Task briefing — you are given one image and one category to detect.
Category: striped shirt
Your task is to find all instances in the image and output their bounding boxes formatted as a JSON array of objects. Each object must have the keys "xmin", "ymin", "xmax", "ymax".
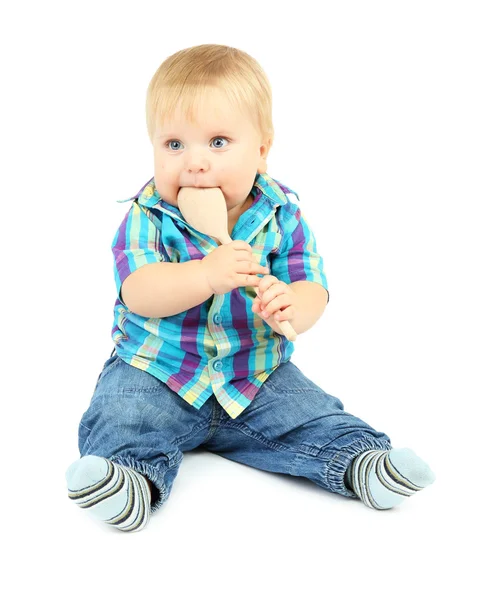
[{"xmin": 111, "ymin": 172, "xmax": 328, "ymax": 419}]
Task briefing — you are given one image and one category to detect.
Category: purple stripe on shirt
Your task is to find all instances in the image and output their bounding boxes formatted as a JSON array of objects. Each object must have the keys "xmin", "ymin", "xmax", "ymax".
[
  {"xmin": 231, "ymin": 289, "xmax": 252, "ymax": 377},
  {"xmin": 180, "ymin": 305, "xmax": 204, "ymax": 356},
  {"xmin": 232, "ymin": 378, "xmax": 262, "ymax": 400},
  {"xmin": 288, "ymin": 210, "xmax": 306, "ymax": 280},
  {"xmin": 113, "ymin": 212, "xmax": 132, "ymax": 281},
  {"xmin": 166, "ymin": 376, "xmax": 184, "ymax": 393},
  {"xmin": 176, "ymin": 238, "xmax": 206, "ymax": 373},
  {"xmin": 178, "ymin": 234, "xmax": 209, "ymax": 358},
  {"xmin": 116, "ymin": 255, "xmax": 132, "ymax": 288}
]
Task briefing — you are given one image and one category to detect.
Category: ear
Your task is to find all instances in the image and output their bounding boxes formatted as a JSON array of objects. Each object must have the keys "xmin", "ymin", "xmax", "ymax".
[{"xmin": 257, "ymin": 137, "xmax": 273, "ymax": 174}]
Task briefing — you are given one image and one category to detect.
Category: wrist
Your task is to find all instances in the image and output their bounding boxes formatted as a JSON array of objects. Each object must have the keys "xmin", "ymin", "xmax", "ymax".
[{"xmin": 197, "ymin": 258, "xmax": 216, "ymax": 295}]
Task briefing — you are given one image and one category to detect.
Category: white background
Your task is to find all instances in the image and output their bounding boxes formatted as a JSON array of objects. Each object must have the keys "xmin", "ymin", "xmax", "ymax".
[{"xmin": 2, "ymin": 0, "xmax": 497, "ymax": 597}]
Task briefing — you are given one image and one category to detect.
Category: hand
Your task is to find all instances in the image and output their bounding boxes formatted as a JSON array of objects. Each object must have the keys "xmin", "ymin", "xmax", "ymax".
[
  {"xmin": 251, "ymin": 275, "xmax": 297, "ymax": 334},
  {"xmin": 200, "ymin": 240, "xmax": 269, "ymax": 295}
]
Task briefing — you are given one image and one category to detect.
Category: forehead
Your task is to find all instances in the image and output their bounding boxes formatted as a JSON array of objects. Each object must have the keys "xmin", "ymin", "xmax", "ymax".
[{"xmin": 157, "ymin": 87, "xmax": 256, "ymax": 138}]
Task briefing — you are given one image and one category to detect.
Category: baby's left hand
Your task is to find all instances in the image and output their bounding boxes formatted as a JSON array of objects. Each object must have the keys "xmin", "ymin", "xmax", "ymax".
[{"xmin": 251, "ymin": 275, "xmax": 297, "ymax": 333}]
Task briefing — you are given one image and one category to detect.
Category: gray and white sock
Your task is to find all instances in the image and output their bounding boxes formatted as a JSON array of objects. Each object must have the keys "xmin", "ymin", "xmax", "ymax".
[
  {"xmin": 66, "ymin": 456, "xmax": 151, "ymax": 532},
  {"xmin": 345, "ymin": 448, "xmax": 436, "ymax": 509}
]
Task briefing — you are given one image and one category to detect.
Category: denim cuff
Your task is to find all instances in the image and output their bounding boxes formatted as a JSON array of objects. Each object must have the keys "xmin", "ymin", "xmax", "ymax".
[
  {"xmin": 110, "ymin": 454, "xmax": 169, "ymax": 514},
  {"xmin": 325, "ymin": 435, "xmax": 393, "ymax": 498}
]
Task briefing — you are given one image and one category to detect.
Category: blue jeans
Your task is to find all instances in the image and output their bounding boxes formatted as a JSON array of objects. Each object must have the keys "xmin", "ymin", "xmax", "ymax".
[{"xmin": 78, "ymin": 349, "xmax": 392, "ymax": 512}]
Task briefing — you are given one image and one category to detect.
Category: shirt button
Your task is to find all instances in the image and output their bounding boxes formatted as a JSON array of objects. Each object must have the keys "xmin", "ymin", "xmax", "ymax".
[
  {"xmin": 214, "ymin": 360, "xmax": 223, "ymax": 371},
  {"xmin": 214, "ymin": 314, "xmax": 222, "ymax": 324}
]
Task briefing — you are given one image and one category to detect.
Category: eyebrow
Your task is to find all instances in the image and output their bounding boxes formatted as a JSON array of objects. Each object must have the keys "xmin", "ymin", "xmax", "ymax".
[{"xmin": 156, "ymin": 130, "xmax": 235, "ymax": 140}]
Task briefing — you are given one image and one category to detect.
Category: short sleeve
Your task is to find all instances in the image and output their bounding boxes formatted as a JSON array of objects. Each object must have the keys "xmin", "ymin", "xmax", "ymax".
[
  {"xmin": 111, "ymin": 201, "xmax": 169, "ymax": 306},
  {"xmin": 270, "ymin": 207, "xmax": 329, "ymax": 302}
]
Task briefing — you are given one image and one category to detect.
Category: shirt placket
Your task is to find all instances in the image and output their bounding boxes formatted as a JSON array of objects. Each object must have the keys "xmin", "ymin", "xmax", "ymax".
[{"xmin": 206, "ymin": 293, "xmax": 232, "ymax": 391}]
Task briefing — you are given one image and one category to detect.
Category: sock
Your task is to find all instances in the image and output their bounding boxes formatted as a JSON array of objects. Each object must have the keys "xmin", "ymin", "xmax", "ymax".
[
  {"xmin": 344, "ymin": 448, "xmax": 436, "ymax": 510},
  {"xmin": 66, "ymin": 456, "xmax": 151, "ymax": 532}
]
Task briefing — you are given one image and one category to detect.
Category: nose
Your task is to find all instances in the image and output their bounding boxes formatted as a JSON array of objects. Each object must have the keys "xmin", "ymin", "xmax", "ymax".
[{"xmin": 185, "ymin": 151, "xmax": 209, "ymax": 174}]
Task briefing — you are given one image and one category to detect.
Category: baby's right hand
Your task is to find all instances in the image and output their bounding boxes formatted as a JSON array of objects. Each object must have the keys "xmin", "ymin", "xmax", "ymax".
[{"xmin": 200, "ymin": 240, "xmax": 269, "ymax": 295}]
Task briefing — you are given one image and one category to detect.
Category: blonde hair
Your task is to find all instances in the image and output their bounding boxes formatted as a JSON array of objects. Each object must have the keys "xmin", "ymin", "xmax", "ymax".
[{"xmin": 145, "ymin": 44, "xmax": 274, "ymax": 146}]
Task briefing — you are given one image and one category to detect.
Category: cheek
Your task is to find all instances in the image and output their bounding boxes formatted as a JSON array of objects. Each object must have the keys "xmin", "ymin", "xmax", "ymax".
[
  {"xmin": 154, "ymin": 177, "xmax": 178, "ymax": 206},
  {"xmin": 154, "ymin": 149, "xmax": 167, "ymax": 168}
]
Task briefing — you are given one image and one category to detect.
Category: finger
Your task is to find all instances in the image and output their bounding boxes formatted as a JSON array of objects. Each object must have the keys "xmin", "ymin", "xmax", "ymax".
[
  {"xmin": 236, "ymin": 253, "xmax": 265, "ymax": 268},
  {"xmin": 261, "ymin": 283, "xmax": 287, "ymax": 305},
  {"xmin": 234, "ymin": 248, "xmax": 253, "ymax": 260},
  {"xmin": 238, "ymin": 261, "xmax": 270, "ymax": 275},
  {"xmin": 274, "ymin": 306, "xmax": 294, "ymax": 321},
  {"xmin": 253, "ymin": 301, "xmax": 270, "ymax": 320},
  {"xmin": 239, "ymin": 274, "xmax": 267, "ymax": 288},
  {"xmin": 231, "ymin": 240, "xmax": 252, "ymax": 252},
  {"xmin": 257, "ymin": 275, "xmax": 278, "ymax": 294},
  {"xmin": 259, "ymin": 289, "xmax": 278, "ymax": 311},
  {"xmin": 262, "ymin": 295, "xmax": 291, "ymax": 317},
  {"xmin": 251, "ymin": 299, "xmax": 262, "ymax": 313}
]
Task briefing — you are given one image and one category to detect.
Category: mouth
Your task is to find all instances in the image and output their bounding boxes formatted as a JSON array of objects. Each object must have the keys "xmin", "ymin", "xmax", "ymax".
[{"xmin": 181, "ymin": 184, "xmax": 218, "ymax": 189}]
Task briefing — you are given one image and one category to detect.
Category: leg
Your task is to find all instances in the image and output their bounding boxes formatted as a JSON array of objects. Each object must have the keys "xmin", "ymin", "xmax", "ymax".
[
  {"xmin": 203, "ymin": 361, "xmax": 433, "ymax": 508},
  {"xmin": 66, "ymin": 350, "xmax": 214, "ymax": 530}
]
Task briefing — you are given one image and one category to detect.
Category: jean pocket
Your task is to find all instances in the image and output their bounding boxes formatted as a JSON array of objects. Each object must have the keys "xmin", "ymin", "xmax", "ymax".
[{"xmin": 91, "ymin": 351, "xmax": 120, "ymax": 396}]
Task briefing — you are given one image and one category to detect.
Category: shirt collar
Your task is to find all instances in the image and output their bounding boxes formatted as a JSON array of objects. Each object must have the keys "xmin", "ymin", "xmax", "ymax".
[{"xmin": 116, "ymin": 172, "xmax": 293, "ymax": 211}]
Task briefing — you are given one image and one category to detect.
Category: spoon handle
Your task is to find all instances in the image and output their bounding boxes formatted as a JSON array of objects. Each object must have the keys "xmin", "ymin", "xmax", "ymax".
[
  {"xmin": 217, "ymin": 233, "xmax": 233, "ymax": 245},
  {"xmin": 220, "ymin": 232, "xmax": 298, "ymax": 342},
  {"xmin": 272, "ymin": 316, "xmax": 297, "ymax": 342}
]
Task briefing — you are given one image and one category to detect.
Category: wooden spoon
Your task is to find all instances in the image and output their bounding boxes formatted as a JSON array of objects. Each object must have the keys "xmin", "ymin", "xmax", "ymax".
[{"xmin": 178, "ymin": 186, "xmax": 297, "ymax": 342}]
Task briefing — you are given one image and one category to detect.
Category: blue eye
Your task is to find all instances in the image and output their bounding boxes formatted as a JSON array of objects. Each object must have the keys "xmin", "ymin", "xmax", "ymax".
[
  {"xmin": 166, "ymin": 140, "xmax": 183, "ymax": 151},
  {"xmin": 165, "ymin": 137, "xmax": 229, "ymax": 151},
  {"xmin": 211, "ymin": 137, "xmax": 229, "ymax": 148}
]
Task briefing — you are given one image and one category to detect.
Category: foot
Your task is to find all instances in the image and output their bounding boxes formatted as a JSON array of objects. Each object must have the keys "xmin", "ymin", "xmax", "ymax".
[
  {"xmin": 345, "ymin": 448, "xmax": 436, "ymax": 509},
  {"xmin": 66, "ymin": 456, "xmax": 151, "ymax": 532}
]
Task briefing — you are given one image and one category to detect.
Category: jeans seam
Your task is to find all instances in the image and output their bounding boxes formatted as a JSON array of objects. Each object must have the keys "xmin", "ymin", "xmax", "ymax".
[
  {"xmin": 174, "ymin": 422, "xmax": 211, "ymax": 447},
  {"xmin": 220, "ymin": 421, "xmax": 320, "ymax": 456},
  {"xmin": 203, "ymin": 395, "xmax": 222, "ymax": 443},
  {"xmin": 264, "ymin": 379, "xmax": 323, "ymax": 396}
]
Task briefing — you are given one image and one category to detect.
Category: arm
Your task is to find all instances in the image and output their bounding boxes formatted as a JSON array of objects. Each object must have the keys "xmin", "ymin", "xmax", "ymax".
[
  {"xmin": 113, "ymin": 202, "xmax": 266, "ymax": 319},
  {"xmin": 287, "ymin": 280, "xmax": 328, "ymax": 334},
  {"xmin": 121, "ymin": 260, "xmax": 213, "ymax": 318},
  {"xmin": 253, "ymin": 277, "xmax": 328, "ymax": 336},
  {"xmin": 124, "ymin": 239, "xmax": 269, "ymax": 318},
  {"xmin": 112, "ymin": 201, "xmax": 213, "ymax": 318},
  {"xmin": 254, "ymin": 203, "xmax": 329, "ymax": 336}
]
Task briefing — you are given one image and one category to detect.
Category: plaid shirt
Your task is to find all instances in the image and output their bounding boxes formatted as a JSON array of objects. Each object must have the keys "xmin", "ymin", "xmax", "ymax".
[{"xmin": 111, "ymin": 172, "xmax": 328, "ymax": 419}]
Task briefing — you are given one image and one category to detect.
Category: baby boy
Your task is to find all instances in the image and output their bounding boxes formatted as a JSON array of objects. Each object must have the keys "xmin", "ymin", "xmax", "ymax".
[{"xmin": 66, "ymin": 44, "xmax": 435, "ymax": 532}]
